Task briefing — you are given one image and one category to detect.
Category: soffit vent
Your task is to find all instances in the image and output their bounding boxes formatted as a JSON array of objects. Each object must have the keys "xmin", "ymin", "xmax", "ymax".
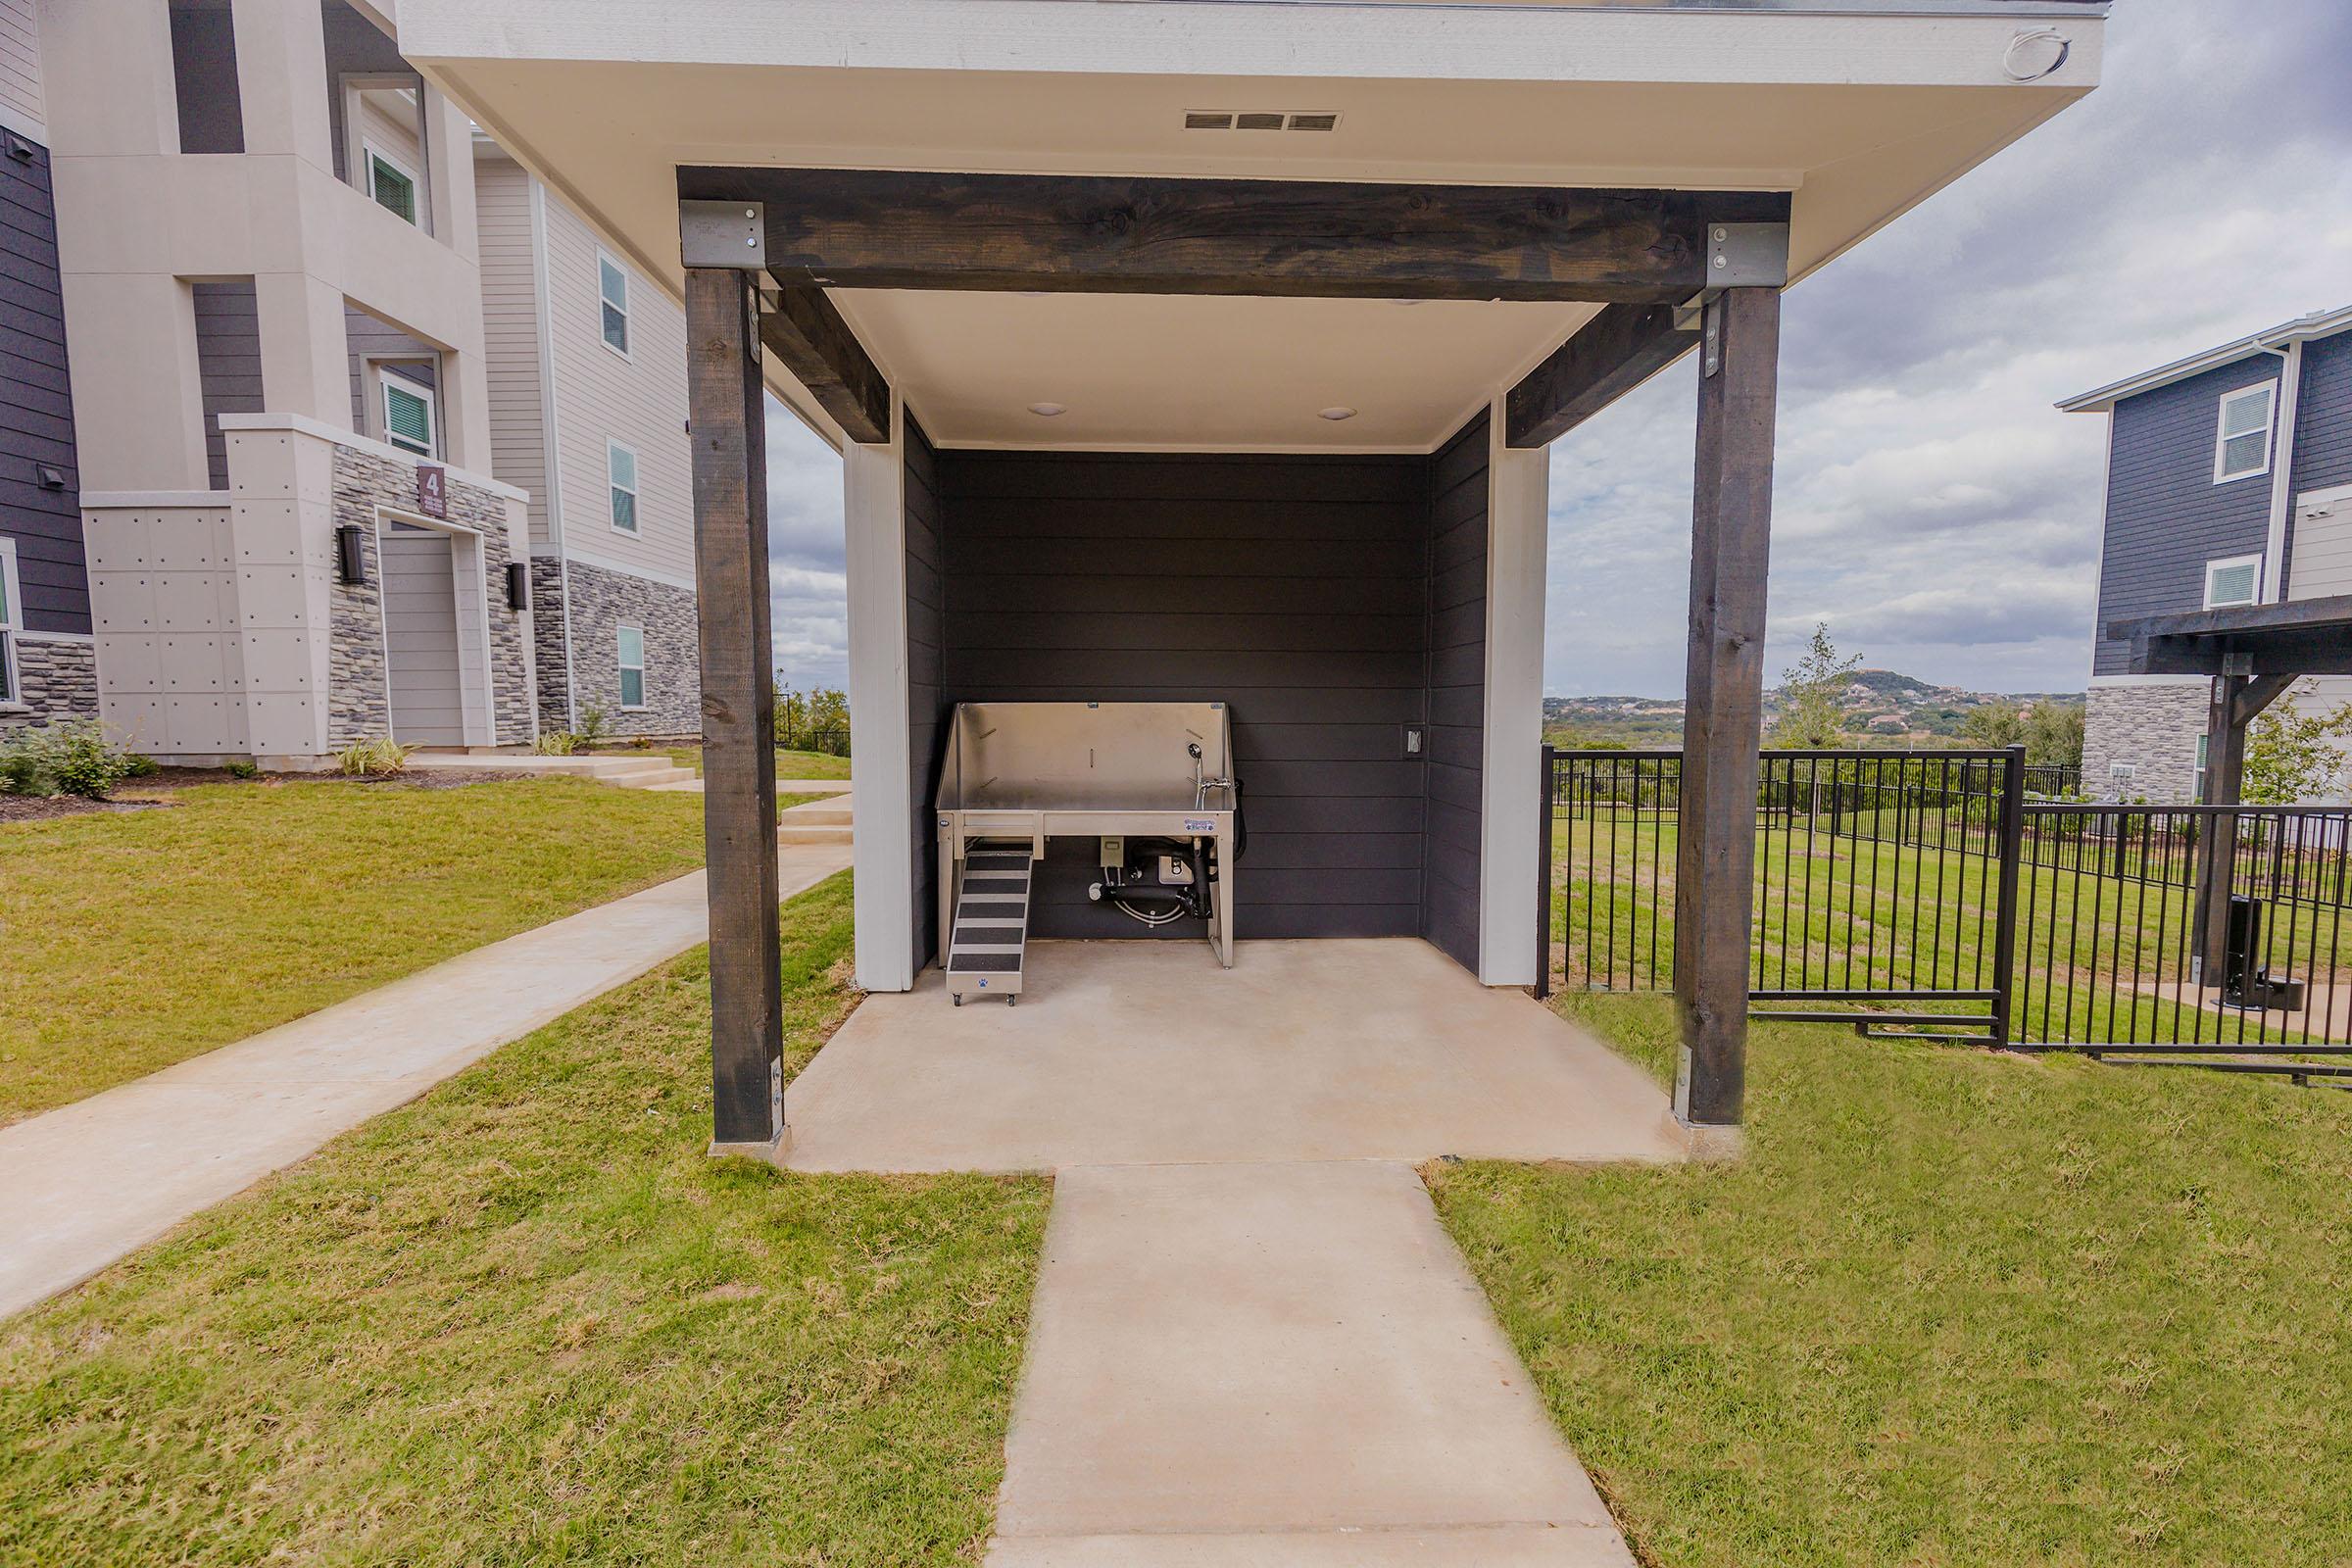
[{"xmin": 1183, "ymin": 111, "xmax": 1343, "ymax": 132}]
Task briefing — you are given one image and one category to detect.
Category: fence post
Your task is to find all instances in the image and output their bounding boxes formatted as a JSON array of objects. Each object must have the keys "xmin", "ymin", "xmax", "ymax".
[
  {"xmin": 1988, "ymin": 745, "xmax": 2028, "ymax": 1050},
  {"xmin": 1535, "ymin": 744, "xmax": 1555, "ymax": 1001}
]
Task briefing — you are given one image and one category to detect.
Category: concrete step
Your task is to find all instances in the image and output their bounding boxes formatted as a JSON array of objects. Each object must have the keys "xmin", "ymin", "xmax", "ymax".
[
  {"xmin": 778, "ymin": 824, "xmax": 855, "ymax": 845},
  {"xmin": 779, "ymin": 800, "xmax": 854, "ymax": 826},
  {"xmin": 609, "ymin": 764, "xmax": 700, "ymax": 789}
]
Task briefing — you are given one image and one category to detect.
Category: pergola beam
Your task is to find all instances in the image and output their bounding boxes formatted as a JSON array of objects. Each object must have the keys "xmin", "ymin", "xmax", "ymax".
[
  {"xmin": 679, "ymin": 167, "xmax": 1790, "ymax": 303},
  {"xmin": 1505, "ymin": 303, "xmax": 1697, "ymax": 448},
  {"xmin": 758, "ymin": 282, "xmax": 891, "ymax": 445}
]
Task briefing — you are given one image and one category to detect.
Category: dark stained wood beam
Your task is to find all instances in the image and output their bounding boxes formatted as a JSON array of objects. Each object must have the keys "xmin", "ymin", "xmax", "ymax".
[
  {"xmin": 686, "ymin": 267, "xmax": 786, "ymax": 1155},
  {"xmin": 1672, "ymin": 286, "xmax": 1781, "ymax": 1132},
  {"xmin": 678, "ymin": 167, "xmax": 1790, "ymax": 303},
  {"xmin": 2195, "ymin": 671, "xmax": 2294, "ymax": 975},
  {"xmin": 759, "ymin": 283, "xmax": 890, "ymax": 445},
  {"xmin": 1505, "ymin": 303, "xmax": 1696, "ymax": 447}
]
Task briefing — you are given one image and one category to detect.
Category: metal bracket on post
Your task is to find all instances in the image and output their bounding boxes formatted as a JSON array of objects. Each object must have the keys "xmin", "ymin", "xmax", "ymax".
[
  {"xmin": 681, "ymin": 200, "xmax": 766, "ymax": 269},
  {"xmin": 1701, "ymin": 297, "xmax": 1725, "ymax": 378},
  {"xmin": 1687, "ymin": 223, "xmax": 1788, "ymax": 378}
]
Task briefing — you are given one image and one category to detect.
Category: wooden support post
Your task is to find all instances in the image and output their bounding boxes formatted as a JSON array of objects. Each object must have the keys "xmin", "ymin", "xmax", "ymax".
[
  {"xmin": 1673, "ymin": 287, "xmax": 1781, "ymax": 1131},
  {"xmin": 2195, "ymin": 670, "xmax": 2295, "ymax": 978},
  {"xmin": 686, "ymin": 267, "xmax": 785, "ymax": 1155}
]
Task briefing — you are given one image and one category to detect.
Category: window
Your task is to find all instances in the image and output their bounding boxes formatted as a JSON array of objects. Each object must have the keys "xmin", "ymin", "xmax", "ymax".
[
  {"xmin": 377, "ymin": 366, "xmax": 437, "ymax": 457},
  {"xmin": 2214, "ymin": 383, "xmax": 2276, "ymax": 483},
  {"xmin": 0, "ymin": 538, "xmax": 20, "ymax": 706},
  {"xmin": 2204, "ymin": 553, "xmax": 2262, "ymax": 609},
  {"xmin": 364, "ymin": 141, "xmax": 418, "ymax": 224},
  {"xmin": 616, "ymin": 624, "xmax": 647, "ymax": 710},
  {"xmin": 608, "ymin": 440, "xmax": 639, "ymax": 534},
  {"xmin": 598, "ymin": 252, "xmax": 630, "ymax": 356}
]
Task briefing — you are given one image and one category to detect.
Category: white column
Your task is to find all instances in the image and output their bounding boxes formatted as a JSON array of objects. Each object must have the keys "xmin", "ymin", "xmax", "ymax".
[
  {"xmin": 844, "ymin": 397, "xmax": 914, "ymax": 992},
  {"xmin": 1478, "ymin": 394, "xmax": 1549, "ymax": 986}
]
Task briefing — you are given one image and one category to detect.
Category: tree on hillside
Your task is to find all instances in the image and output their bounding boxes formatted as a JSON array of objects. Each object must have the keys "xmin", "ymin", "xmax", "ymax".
[
  {"xmin": 1768, "ymin": 623, "xmax": 1860, "ymax": 749},
  {"xmin": 2024, "ymin": 702, "xmax": 2085, "ymax": 770},
  {"xmin": 1960, "ymin": 701, "xmax": 2025, "ymax": 750},
  {"xmin": 2243, "ymin": 687, "xmax": 2352, "ymax": 804}
]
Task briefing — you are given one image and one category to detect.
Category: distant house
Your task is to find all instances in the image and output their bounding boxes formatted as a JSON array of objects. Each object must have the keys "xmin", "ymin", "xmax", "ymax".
[{"xmin": 2062, "ymin": 307, "xmax": 2352, "ymax": 802}]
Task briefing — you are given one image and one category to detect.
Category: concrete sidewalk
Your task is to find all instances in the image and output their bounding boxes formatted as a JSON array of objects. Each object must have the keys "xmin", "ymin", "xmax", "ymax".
[{"xmin": 0, "ymin": 841, "xmax": 852, "ymax": 1321}]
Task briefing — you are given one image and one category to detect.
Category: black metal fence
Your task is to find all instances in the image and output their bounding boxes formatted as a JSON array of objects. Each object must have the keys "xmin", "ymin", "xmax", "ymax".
[
  {"xmin": 1542, "ymin": 746, "xmax": 2352, "ymax": 1077},
  {"xmin": 777, "ymin": 720, "xmax": 851, "ymax": 758}
]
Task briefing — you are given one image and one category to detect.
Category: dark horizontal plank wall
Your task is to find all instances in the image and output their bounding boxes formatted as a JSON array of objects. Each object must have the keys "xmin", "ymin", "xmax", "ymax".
[
  {"xmin": 906, "ymin": 415, "xmax": 947, "ymax": 971},
  {"xmin": 193, "ymin": 280, "xmax": 263, "ymax": 491},
  {"xmin": 1422, "ymin": 412, "xmax": 1489, "ymax": 972},
  {"xmin": 0, "ymin": 132, "xmax": 87, "ymax": 633},
  {"xmin": 934, "ymin": 450, "xmax": 1435, "ymax": 940},
  {"xmin": 2091, "ymin": 354, "xmax": 2280, "ymax": 675}
]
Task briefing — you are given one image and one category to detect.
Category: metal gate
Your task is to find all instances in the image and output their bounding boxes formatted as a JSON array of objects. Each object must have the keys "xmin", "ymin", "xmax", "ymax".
[{"xmin": 1538, "ymin": 746, "xmax": 2352, "ymax": 1077}]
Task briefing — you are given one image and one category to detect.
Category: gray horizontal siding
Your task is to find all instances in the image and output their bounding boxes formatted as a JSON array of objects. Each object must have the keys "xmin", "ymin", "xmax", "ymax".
[
  {"xmin": 193, "ymin": 279, "xmax": 262, "ymax": 491},
  {"xmin": 0, "ymin": 131, "xmax": 84, "ymax": 633},
  {"xmin": 2091, "ymin": 355, "xmax": 2279, "ymax": 675},
  {"xmin": 1422, "ymin": 411, "xmax": 1488, "ymax": 972}
]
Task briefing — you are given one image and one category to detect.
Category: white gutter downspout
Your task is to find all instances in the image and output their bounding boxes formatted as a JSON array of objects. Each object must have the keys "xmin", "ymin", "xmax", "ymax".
[{"xmin": 2262, "ymin": 339, "xmax": 2303, "ymax": 603}]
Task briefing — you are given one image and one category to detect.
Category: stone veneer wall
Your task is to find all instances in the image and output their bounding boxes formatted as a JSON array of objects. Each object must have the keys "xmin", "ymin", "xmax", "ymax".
[
  {"xmin": 560, "ymin": 556, "xmax": 701, "ymax": 738},
  {"xmin": 2082, "ymin": 681, "xmax": 2208, "ymax": 803},
  {"xmin": 2, "ymin": 637, "xmax": 100, "ymax": 729},
  {"xmin": 527, "ymin": 557, "xmax": 571, "ymax": 733},
  {"xmin": 326, "ymin": 446, "xmax": 534, "ymax": 748}
]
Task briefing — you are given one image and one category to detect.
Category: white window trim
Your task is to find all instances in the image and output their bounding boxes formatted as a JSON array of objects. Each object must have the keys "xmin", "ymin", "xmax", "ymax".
[
  {"xmin": 376, "ymin": 364, "xmax": 439, "ymax": 458},
  {"xmin": 616, "ymin": 621, "xmax": 648, "ymax": 710},
  {"xmin": 360, "ymin": 137, "xmax": 422, "ymax": 225},
  {"xmin": 2202, "ymin": 552, "xmax": 2264, "ymax": 610},
  {"xmin": 0, "ymin": 537, "xmax": 21, "ymax": 707},
  {"xmin": 607, "ymin": 438, "xmax": 640, "ymax": 535},
  {"xmin": 597, "ymin": 248, "xmax": 632, "ymax": 361},
  {"xmin": 2213, "ymin": 382, "xmax": 2278, "ymax": 484}
]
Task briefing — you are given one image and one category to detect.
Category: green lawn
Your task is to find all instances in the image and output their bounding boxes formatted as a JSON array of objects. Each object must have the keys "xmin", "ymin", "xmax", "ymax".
[
  {"xmin": 1433, "ymin": 995, "xmax": 2352, "ymax": 1568},
  {"xmin": 1554, "ymin": 808, "xmax": 2351, "ymax": 1050},
  {"xmin": 0, "ymin": 777, "xmax": 804, "ymax": 1125},
  {"xmin": 669, "ymin": 746, "xmax": 855, "ymax": 780},
  {"xmin": 0, "ymin": 874, "xmax": 1051, "ymax": 1566}
]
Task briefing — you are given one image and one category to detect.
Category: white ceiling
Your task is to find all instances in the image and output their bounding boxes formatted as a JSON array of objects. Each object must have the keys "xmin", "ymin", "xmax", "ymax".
[{"xmin": 837, "ymin": 292, "xmax": 1597, "ymax": 451}]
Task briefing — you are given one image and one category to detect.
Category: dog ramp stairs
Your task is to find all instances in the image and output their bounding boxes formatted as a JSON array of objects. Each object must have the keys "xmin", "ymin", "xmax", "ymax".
[{"xmin": 948, "ymin": 844, "xmax": 1035, "ymax": 1005}]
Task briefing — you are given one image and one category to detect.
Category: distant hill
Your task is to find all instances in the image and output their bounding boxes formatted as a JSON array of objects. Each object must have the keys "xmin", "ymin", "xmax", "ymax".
[{"xmin": 1544, "ymin": 670, "xmax": 2084, "ymax": 749}]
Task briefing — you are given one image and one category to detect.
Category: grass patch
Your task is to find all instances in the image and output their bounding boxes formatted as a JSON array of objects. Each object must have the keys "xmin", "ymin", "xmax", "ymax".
[
  {"xmin": 0, "ymin": 873, "xmax": 1051, "ymax": 1565},
  {"xmin": 0, "ymin": 777, "xmax": 775, "ymax": 1124},
  {"xmin": 1431, "ymin": 997, "xmax": 2352, "ymax": 1566}
]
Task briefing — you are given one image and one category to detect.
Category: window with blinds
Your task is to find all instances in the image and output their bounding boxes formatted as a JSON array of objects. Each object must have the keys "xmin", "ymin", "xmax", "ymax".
[
  {"xmin": 599, "ymin": 252, "xmax": 630, "ymax": 356},
  {"xmin": 367, "ymin": 147, "xmax": 417, "ymax": 224},
  {"xmin": 2203, "ymin": 554, "xmax": 2261, "ymax": 609},
  {"xmin": 379, "ymin": 368, "xmax": 436, "ymax": 457},
  {"xmin": 2214, "ymin": 383, "xmax": 2276, "ymax": 483},
  {"xmin": 617, "ymin": 624, "xmax": 647, "ymax": 710},
  {"xmin": 608, "ymin": 441, "xmax": 639, "ymax": 534}
]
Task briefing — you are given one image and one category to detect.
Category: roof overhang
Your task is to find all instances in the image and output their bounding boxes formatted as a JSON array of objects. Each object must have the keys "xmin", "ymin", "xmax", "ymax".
[
  {"xmin": 2059, "ymin": 305, "xmax": 2352, "ymax": 415},
  {"xmin": 397, "ymin": 0, "xmax": 2105, "ymax": 451},
  {"xmin": 2111, "ymin": 595, "xmax": 2352, "ymax": 680}
]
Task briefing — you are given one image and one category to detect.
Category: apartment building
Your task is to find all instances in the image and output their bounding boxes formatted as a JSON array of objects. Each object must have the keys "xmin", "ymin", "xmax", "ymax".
[
  {"xmin": 0, "ymin": 0, "xmax": 701, "ymax": 761},
  {"xmin": 2063, "ymin": 307, "xmax": 2352, "ymax": 802}
]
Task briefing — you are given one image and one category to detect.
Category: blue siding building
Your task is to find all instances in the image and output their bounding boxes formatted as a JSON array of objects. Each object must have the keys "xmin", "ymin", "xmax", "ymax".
[{"xmin": 2063, "ymin": 308, "xmax": 2352, "ymax": 803}]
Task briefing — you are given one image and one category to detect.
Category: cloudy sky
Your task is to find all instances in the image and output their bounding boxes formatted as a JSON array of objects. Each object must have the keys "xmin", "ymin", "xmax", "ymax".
[{"xmin": 760, "ymin": 0, "xmax": 2352, "ymax": 701}]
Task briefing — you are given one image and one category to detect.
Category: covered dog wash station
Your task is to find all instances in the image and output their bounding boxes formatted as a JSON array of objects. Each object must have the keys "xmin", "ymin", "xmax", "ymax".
[{"xmin": 397, "ymin": 0, "xmax": 2105, "ymax": 1157}]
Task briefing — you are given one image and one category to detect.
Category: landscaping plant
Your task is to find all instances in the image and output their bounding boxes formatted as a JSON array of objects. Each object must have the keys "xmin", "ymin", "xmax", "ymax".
[
  {"xmin": 0, "ymin": 722, "xmax": 139, "ymax": 800},
  {"xmin": 335, "ymin": 735, "xmax": 416, "ymax": 778}
]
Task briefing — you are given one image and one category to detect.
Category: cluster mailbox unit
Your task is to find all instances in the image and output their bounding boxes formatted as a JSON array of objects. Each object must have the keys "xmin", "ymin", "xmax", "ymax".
[{"xmin": 933, "ymin": 702, "xmax": 1241, "ymax": 1004}]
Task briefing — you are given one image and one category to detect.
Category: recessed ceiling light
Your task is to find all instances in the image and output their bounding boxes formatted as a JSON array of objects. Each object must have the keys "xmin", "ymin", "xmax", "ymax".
[
  {"xmin": 1028, "ymin": 402, "xmax": 1068, "ymax": 417},
  {"xmin": 1318, "ymin": 407, "xmax": 1357, "ymax": 421}
]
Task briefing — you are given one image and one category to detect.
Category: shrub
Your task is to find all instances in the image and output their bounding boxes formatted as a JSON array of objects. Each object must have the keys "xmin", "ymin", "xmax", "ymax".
[
  {"xmin": 224, "ymin": 759, "xmax": 261, "ymax": 780},
  {"xmin": 335, "ymin": 736, "xmax": 415, "ymax": 778},
  {"xmin": 122, "ymin": 753, "xmax": 161, "ymax": 779},
  {"xmin": 576, "ymin": 707, "xmax": 609, "ymax": 749},
  {"xmin": 0, "ymin": 722, "xmax": 139, "ymax": 800},
  {"xmin": 531, "ymin": 730, "xmax": 579, "ymax": 757}
]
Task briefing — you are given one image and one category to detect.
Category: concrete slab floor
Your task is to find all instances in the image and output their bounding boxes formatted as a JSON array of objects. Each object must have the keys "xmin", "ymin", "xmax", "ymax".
[
  {"xmin": 782, "ymin": 938, "xmax": 1686, "ymax": 1172},
  {"xmin": 0, "ymin": 842, "xmax": 853, "ymax": 1322},
  {"xmin": 985, "ymin": 1161, "xmax": 1638, "ymax": 1567}
]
